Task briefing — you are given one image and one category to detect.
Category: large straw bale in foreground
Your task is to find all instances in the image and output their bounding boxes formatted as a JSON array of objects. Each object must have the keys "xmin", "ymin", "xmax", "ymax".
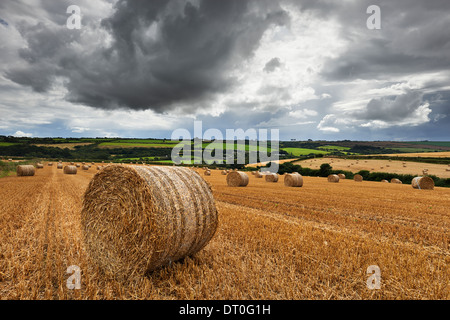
[
  {"xmin": 265, "ymin": 173, "xmax": 279, "ymax": 183},
  {"xmin": 226, "ymin": 171, "xmax": 249, "ymax": 187},
  {"xmin": 81, "ymin": 165, "xmax": 218, "ymax": 279},
  {"xmin": 327, "ymin": 174, "xmax": 339, "ymax": 183},
  {"xmin": 412, "ymin": 176, "xmax": 434, "ymax": 190},
  {"xmin": 284, "ymin": 173, "xmax": 303, "ymax": 187},
  {"xmin": 16, "ymin": 165, "xmax": 35, "ymax": 176}
]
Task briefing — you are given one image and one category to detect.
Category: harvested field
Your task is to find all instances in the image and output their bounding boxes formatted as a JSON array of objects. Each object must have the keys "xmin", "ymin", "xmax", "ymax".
[
  {"xmin": 295, "ymin": 157, "xmax": 450, "ymax": 179},
  {"xmin": 0, "ymin": 167, "xmax": 448, "ymax": 299}
]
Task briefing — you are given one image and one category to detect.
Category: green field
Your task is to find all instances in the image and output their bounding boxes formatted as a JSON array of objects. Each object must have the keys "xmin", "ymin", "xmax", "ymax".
[
  {"xmin": 203, "ymin": 142, "xmax": 272, "ymax": 153},
  {"xmin": 317, "ymin": 145, "xmax": 351, "ymax": 151},
  {"xmin": 281, "ymin": 148, "xmax": 328, "ymax": 156},
  {"xmin": 390, "ymin": 147, "xmax": 440, "ymax": 153},
  {"xmin": 405, "ymin": 141, "xmax": 450, "ymax": 148},
  {"xmin": 0, "ymin": 142, "xmax": 17, "ymax": 147}
]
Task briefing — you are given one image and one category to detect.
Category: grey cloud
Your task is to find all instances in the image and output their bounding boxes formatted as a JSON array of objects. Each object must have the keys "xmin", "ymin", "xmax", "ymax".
[
  {"xmin": 5, "ymin": 0, "xmax": 290, "ymax": 113},
  {"xmin": 263, "ymin": 57, "xmax": 281, "ymax": 73}
]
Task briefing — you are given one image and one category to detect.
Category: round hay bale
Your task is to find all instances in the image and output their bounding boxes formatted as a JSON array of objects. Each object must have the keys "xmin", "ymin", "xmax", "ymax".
[
  {"xmin": 64, "ymin": 165, "xmax": 77, "ymax": 175},
  {"xmin": 16, "ymin": 165, "xmax": 35, "ymax": 176},
  {"xmin": 75, "ymin": 163, "xmax": 81, "ymax": 168},
  {"xmin": 226, "ymin": 171, "xmax": 249, "ymax": 187},
  {"xmin": 204, "ymin": 170, "xmax": 211, "ymax": 176},
  {"xmin": 48, "ymin": 162, "xmax": 53, "ymax": 166},
  {"xmin": 254, "ymin": 171, "xmax": 263, "ymax": 178},
  {"xmin": 70, "ymin": 162, "xmax": 75, "ymax": 165},
  {"xmin": 97, "ymin": 166, "xmax": 102, "ymax": 170},
  {"xmin": 338, "ymin": 173, "xmax": 346, "ymax": 179},
  {"xmin": 327, "ymin": 174, "xmax": 339, "ymax": 183},
  {"xmin": 412, "ymin": 176, "xmax": 434, "ymax": 190},
  {"xmin": 36, "ymin": 163, "xmax": 44, "ymax": 169},
  {"xmin": 8, "ymin": 158, "xmax": 12, "ymax": 162},
  {"xmin": 391, "ymin": 178, "xmax": 402, "ymax": 184},
  {"xmin": 57, "ymin": 163, "xmax": 63, "ymax": 169},
  {"xmin": 354, "ymin": 174, "xmax": 363, "ymax": 182},
  {"xmin": 221, "ymin": 170, "xmax": 227, "ymax": 175},
  {"xmin": 81, "ymin": 165, "xmax": 218, "ymax": 279},
  {"xmin": 82, "ymin": 165, "xmax": 89, "ymax": 170},
  {"xmin": 265, "ymin": 173, "xmax": 279, "ymax": 183},
  {"xmin": 381, "ymin": 180, "xmax": 389, "ymax": 183},
  {"xmin": 284, "ymin": 173, "xmax": 303, "ymax": 187}
]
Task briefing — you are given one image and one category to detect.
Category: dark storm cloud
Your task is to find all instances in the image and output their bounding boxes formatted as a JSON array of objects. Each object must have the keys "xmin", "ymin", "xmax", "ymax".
[{"xmin": 5, "ymin": 0, "xmax": 289, "ymax": 113}]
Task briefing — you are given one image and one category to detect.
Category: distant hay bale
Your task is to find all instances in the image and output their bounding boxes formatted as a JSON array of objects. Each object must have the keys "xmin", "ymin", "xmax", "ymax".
[
  {"xmin": 265, "ymin": 173, "xmax": 279, "ymax": 183},
  {"xmin": 391, "ymin": 178, "xmax": 402, "ymax": 184},
  {"xmin": 81, "ymin": 165, "xmax": 218, "ymax": 279},
  {"xmin": 8, "ymin": 158, "xmax": 12, "ymax": 162},
  {"xmin": 412, "ymin": 176, "xmax": 434, "ymax": 190},
  {"xmin": 57, "ymin": 163, "xmax": 63, "ymax": 169},
  {"xmin": 48, "ymin": 162, "xmax": 53, "ymax": 166},
  {"xmin": 82, "ymin": 165, "xmax": 89, "ymax": 170},
  {"xmin": 327, "ymin": 174, "xmax": 339, "ymax": 183},
  {"xmin": 70, "ymin": 162, "xmax": 75, "ymax": 165},
  {"xmin": 254, "ymin": 171, "xmax": 263, "ymax": 178},
  {"xmin": 97, "ymin": 166, "xmax": 102, "ymax": 170},
  {"xmin": 381, "ymin": 180, "xmax": 389, "ymax": 183},
  {"xmin": 284, "ymin": 173, "xmax": 303, "ymax": 187},
  {"xmin": 75, "ymin": 164, "xmax": 81, "ymax": 167},
  {"xmin": 16, "ymin": 165, "xmax": 35, "ymax": 176},
  {"xmin": 36, "ymin": 163, "xmax": 44, "ymax": 169},
  {"xmin": 204, "ymin": 170, "xmax": 211, "ymax": 176},
  {"xmin": 226, "ymin": 171, "xmax": 249, "ymax": 187},
  {"xmin": 64, "ymin": 165, "xmax": 77, "ymax": 175},
  {"xmin": 221, "ymin": 170, "xmax": 227, "ymax": 175},
  {"xmin": 338, "ymin": 173, "xmax": 346, "ymax": 179},
  {"xmin": 354, "ymin": 174, "xmax": 363, "ymax": 182}
]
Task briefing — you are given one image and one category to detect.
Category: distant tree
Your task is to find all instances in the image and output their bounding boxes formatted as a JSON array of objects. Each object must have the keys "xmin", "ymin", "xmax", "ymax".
[{"xmin": 319, "ymin": 163, "xmax": 332, "ymax": 177}]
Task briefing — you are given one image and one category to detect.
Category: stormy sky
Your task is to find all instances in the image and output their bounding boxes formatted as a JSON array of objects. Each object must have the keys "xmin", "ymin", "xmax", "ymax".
[{"xmin": 0, "ymin": 0, "xmax": 449, "ymax": 140}]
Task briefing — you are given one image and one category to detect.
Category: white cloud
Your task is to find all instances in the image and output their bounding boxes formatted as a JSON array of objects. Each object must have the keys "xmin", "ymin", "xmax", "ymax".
[{"xmin": 13, "ymin": 130, "xmax": 33, "ymax": 137}]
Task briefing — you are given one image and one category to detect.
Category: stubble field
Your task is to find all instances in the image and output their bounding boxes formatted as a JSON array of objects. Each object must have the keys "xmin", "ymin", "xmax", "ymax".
[{"xmin": 0, "ymin": 164, "xmax": 448, "ymax": 299}]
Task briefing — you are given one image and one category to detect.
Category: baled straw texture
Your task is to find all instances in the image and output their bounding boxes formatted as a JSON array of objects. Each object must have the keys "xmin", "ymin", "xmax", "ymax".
[
  {"xmin": 381, "ymin": 180, "xmax": 389, "ymax": 183},
  {"xmin": 16, "ymin": 165, "xmax": 35, "ymax": 176},
  {"xmin": 354, "ymin": 174, "xmax": 363, "ymax": 182},
  {"xmin": 265, "ymin": 173, "xmax": 279, "ymax": 183},
  {"xmin": 391, "ymin": 178, "xmax": 402, "ymax": 184},
  {"xmin": 63, "ymin": 165, "xmax": 77, "ymax": 175},
  {"xmin": 221, "ymin": 170, "xmax": 227, "ymax": 175},
  {"xmin": 75, "ymin": 163, "xmax": 81, "ymax": 168},
  {"xmin": 82, "ymin": 165, "xmax": 89, "ymax": 170},
  {"xmin": 412, "ymin": 176, "xmax": 434, "ymax": 190},
  {"xmin": 81, "ymin": 165, "xmax": 218, "ymax": 279},
  {"xmin": 36, "ymin": 163, "xmax": 44, "ymax": 169},
  {"xmin": 57, "ymin": 163, "xmax": 63, "ymax": 169},
  {"xmin": 284, "ymin": 173, "xmax": 303, "ymax": 187},
  {"xmin": 48, "ymin": 162, "xmax": 53, "ymax": 166},
  {"xmin": 254, "ymin": 171, "xmax": 263, "ymax": 178},
  {"xmin": 327, "ymin": 174, "xmax": 339, "ymax": 183},
  {"xmin": 226, "ymin": 171, "xmax": 249, "ymax": 187},
  {"xmin": 338, "ymin": 173, "xmax": 346, "ymax": 179},
  {"xmin": 204, "ymin": 170, "xmax": 211, "ymax": 176}
]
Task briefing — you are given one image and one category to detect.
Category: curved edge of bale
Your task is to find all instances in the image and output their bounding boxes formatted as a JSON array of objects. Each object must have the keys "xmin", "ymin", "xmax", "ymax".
[
  {"xmin": 411, "ymin": 176, "xmax": 434, "ymax": 190},
  {"xmin": 265, "ymin": 173, "xmax": 279, "ymax": 183},
  {"xmin": 327, "ymin": 174, "xmax": 339, "ymax": 183},
  {"xmin": 354, "ymin": 174, "xmax": 363, "ymax": 182},
  {"xmin": 226, "ymin": 171, "xmax": 249, "ymax": 187},
  {"xmin": 63, "ymin": 165, "xmax": 77, "ymax": 175},
  {"xmin": 16, "ymin": 165, "xmax": 35, "ymax": 176},
  {"xmin": 284, "ymin": 173, "xmax": 303, "ymax": 187}
]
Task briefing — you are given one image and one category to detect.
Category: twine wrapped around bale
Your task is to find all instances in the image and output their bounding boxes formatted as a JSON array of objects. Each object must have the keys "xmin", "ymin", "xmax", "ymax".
[
  {"xmin": 284, "ymin": 173, "xmax": 303, "ymax": 187},
  {"xmin": 354, "ymin": 174, "xmax": 363, "ymax": 182},
  {"xmin": 327, "ymin": 174, "xmax": 339, "ymax": 183},
  {"xmin": 226, "ymin": 171, "xmax": 249, "ymax": 187},
  {"xmin": 16, "ymin": 165, "xmax": 35, "ymax": 176},
  {"xmin": 391, "ymin": 178, "xmax": 402, "ymax": 184},
  {"xmin": 412, "ymin": 176, "xmax": 434, "ymax": 190},
  {"xmin": 64, "ymin": 165, "xmax": 77, "ymax": 175},
  {"xmin": 338, "ymin": 173, "xmax": 346, "ymax": 179},
  {"xmin": 57, "ymin": 163, "xmax": 63, "ymax": 169},
  {"xmin": 81, "ymin": 165, "xmax": 218, "ymax": 279},
  {"xmin": 82, "ymin": 165, "xmax": 89, "ymax": 170},
  {"xmin": 265, "ymin": 173, "xmax": 279, "ymax": 183}
]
